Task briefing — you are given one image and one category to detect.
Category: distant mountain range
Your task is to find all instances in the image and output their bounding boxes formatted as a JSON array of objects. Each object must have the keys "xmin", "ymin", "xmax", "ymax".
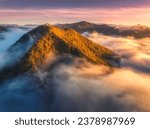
[
  {"xmin": 1, "ymin": 21, "xmax": 150, "ymax": 38},
  {"xmin": 0, "ymin": 24, "xmax": 120, "ymax": 83},
  {"xmin": 57, "ymin": 21, "xmax": 150, "ymax": 38}
]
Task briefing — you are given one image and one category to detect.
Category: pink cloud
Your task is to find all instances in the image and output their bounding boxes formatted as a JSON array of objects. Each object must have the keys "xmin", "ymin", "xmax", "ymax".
[{"xmin": 0, "ymin": 7, "xmax": 150, "ymax": 26}]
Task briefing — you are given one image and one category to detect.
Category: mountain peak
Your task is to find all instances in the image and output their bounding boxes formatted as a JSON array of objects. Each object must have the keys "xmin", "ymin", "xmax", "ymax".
[
  {"xmin": 0, "ymin": 24, "xmax": 120, "ymax": 82},
  {"xmin": 77, "ymin": 21, "xmax": 92, "ymax": 24},
  {"xmin": 21, "ymin": 24, "xmax": 117, "ymax": 69},
  {"xmin": 44, "ymin": 23, "xmax": 55, "ymax": 28}
]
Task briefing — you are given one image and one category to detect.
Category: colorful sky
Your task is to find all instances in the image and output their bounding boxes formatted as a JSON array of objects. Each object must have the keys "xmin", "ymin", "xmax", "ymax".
[{"xmin": 0, "ymin": 0, "xmax": 150, "ymax": 26}]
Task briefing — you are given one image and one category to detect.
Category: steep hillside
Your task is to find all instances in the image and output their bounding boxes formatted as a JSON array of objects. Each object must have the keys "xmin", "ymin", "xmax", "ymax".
[
  {"xmin": 21, "ymin": 24, "xmax": 119, "ymax": 69},
  {"xmin": 0, "ymin": 24, "xmax": 120, "ymax": 82}
]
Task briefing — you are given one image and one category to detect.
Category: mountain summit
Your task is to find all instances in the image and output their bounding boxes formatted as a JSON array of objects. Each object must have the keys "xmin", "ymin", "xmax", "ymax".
[
  {"xmin": 0, "ymin": 24, "xmax": 120, "ymax": 82},
  {"xmin": 21, "ymin": 24, "xmax": 119, "ymax": 69}
]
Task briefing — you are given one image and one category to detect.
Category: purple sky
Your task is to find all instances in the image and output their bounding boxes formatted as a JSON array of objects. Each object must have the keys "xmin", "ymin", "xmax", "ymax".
[
  {"xmin": 0, "ymin": 0, "xmax": 150, "ymax": 25},
  {"xmin": 0, "ymin": 0, "xmax": 150, "ymax": 8}
]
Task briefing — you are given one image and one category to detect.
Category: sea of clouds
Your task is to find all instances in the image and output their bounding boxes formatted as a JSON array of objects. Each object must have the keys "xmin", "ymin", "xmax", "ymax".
[
  {"xmin": 0, "ymin": 28, "xmax": 149, "ymax": 112},
  {"xmin": 83, "ymin": 32, "xmax": 150, "ymax": 73},
  {"xmin": 0, "ymin": 27, "xmax": 32, "ymax": 53}
]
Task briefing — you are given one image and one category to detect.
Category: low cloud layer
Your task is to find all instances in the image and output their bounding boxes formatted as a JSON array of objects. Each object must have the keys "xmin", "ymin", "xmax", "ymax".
[
  {"xmin": 41, "ymin": 61, "xmax": 150, "ymax": 112},
  {"xmin": 0, "ymin": 58, "xmax": 150, "ymax": 112}
]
